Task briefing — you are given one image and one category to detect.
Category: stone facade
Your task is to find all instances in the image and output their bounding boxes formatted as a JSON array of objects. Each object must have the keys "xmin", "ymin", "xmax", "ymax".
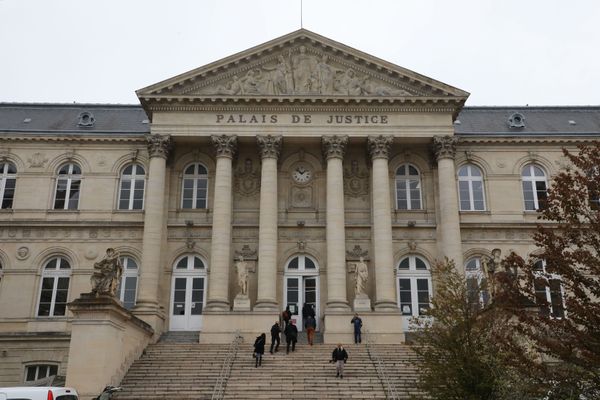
[{"xmin": 0, "ymin": 29, "xmax": 599, "ymax": 387}]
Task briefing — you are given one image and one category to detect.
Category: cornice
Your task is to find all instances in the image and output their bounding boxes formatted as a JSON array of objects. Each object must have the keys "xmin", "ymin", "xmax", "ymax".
[
  {"xmin": 0, "ymin": 135, "xmax": 146, "ymax": 144},
  {"xmin": 458, "ymin": 136, "xmax": 600, "ymax": 145}
]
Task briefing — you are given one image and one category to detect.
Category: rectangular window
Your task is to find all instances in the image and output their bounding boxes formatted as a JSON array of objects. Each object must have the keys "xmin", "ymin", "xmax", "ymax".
[
  {"xmin": 416, "ymin": 279, "xmax": 430, "ymax": 315},
  {"xmin": 67, "ymin": 180, "xmax": 80, "ymax": 210},
  {"xmin": 25, "ymin": 364, "xmax": 58, "ymax": 382},
  {"xmin": 523, "ymin": 181, "xmax": 536, "ymax": 210},
  {"xmin": 1, "ymin": 178, "xmax": 15, "ymax": 208},
  {"xmin": 399, "ymin": 279, "xmax": 412, "ymax": 315}
]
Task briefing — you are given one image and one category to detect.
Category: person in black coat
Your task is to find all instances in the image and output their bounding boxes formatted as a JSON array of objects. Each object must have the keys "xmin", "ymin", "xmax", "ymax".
[
  {"xmin": 254, "ymin": 333, "xmax": 266, "ymax": 367},
  {"xmin": 284, "ymin": 319, "xmax": 298, "ymax": 354},
  {"xmin": 331, "ymin": 343, "xmax": 349, "ymax": 378},
  {"xmin": 269, "ymin": 321, "xmax": 281, "ymax": 353}
]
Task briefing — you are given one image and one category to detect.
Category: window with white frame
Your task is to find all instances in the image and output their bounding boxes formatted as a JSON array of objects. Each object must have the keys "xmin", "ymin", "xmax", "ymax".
[
  {"xmin": 25, "ymin": 364, "xmax": 58, "ymax": 382},
  {"xmin": 397, "ymin": 255, "xmax": 432, "ymax": 316},
  {"xmin": 395, "ymin": 164, "xmax": 422, "ymax": 210},
  {"xmin": 0, "ymin": 161, "xmax": 16, "ymax": 209},
  {"xmin": 37, "ymin": 257, "xmax": 71, "ymax": 317},
  {"xmin": 522, "ymin": 164, "xmax": 548, "ymax": 211},
  {"xmin": 118, "ymin": 164, "xmax": 145, "ymax": 210},
  {"xmin": 458, "ymin": 164, "xmax": 485, "ymax": 211},
  {"xmin": 286, "ymin": 255, "xmax": 317, "ymax": 271},
  {"xmin": 465, "ymin": 257, "xmax": 490, "ymax": 307},
  {"xmin": 53, "ymin": 163, "xmax": 81, "ymax": 210},
  {"xmin": 117, "ymin": 256, "xmax": 139, "ymax": 309},
  {"xmin": 181, "ymin": 163, "xmax": 208, "ymax": 209},
  {"xmin": 533, "ymin": 260, "xmax": 564, "ymax": 318}
]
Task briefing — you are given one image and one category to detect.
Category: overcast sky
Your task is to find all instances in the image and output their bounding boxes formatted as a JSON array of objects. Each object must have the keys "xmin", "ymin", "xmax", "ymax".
[{"xmin": 1, "ymin": 0, "xmax": 599, "ymax": 106}]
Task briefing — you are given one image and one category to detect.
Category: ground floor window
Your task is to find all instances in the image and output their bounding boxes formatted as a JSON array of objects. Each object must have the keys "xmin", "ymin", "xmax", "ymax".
[{"xmin": 25, "ymin": 364, "xmax": 58, "ymax": 382}]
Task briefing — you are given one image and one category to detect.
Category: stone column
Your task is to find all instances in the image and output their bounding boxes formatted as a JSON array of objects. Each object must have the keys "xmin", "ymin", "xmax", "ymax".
[
  {"xmin": 433, "ymin": 135, "xmax": 463, "ymax": 268},
  {"xmin": 254, "ymin": 135, "xmax": 282, "ymax": 311},
  {"xmin": 368, "ymin": 135, "xmax": 397, "ymax": 311},
  {"xmin": 135, "ymin": 134, "xmax": 171, "ymax": 325},
  {"xmin": 322, "ymin": 135, "xmax": 350, "ymax": 311},
  {"xmin": 205, "ymin": 135, "xmax": 237, "ymax": 311}
]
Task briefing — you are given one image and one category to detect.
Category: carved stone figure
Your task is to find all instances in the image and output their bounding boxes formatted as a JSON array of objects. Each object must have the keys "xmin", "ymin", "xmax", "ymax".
[
  {"xmin": 262, "ymin": 55, "xmax": 291, "ymax": 95},
  {"xmin": 354, "ymin": 257, "xmax": 369, "ymax": 295},
  {"xmin": 90, "ymin": 248, "xmax": 123, "ymax": 297},
  {"xmin": 235, "ymin": 256, "xmax": 249, "ymax": 296},
  {"xmin": 292, "ymin": 46, "xmax": 319, "ymax": 94}
]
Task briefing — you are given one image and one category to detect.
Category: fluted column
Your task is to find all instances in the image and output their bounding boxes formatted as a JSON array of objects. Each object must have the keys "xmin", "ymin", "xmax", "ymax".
[
  {"xmin": 368, "ymin": 135, "xmax": 397, "ymax": 311},
  {"xmin": 322, "ymin": 135, "xmax": 350, "ymax": 311},
  {"xmin": 136, "ymin": 134, "xmax": 172, "ymax": 315},
  {"xmin": 205, "ymin": 135, "xmax": 237, "ymax": 311},
  {"xmin": 433, "ymin": 135, "xmax": 463, "ymax": 268},
  {"xmin": 254, "ymin": 135, "xmax": 282, "ymax": 310}
]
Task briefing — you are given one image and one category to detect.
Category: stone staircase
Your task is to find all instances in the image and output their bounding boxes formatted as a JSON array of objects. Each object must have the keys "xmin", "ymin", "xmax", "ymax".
[{"xmin": 113, "ymin": 339, "xmax": 421, "ymax": 399}]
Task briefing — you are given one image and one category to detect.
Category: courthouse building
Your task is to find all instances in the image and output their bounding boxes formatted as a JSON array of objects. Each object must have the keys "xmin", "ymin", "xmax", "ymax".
[{"xmin": 1, "ymin": 29, "xmax": 599, "ymax": 386}]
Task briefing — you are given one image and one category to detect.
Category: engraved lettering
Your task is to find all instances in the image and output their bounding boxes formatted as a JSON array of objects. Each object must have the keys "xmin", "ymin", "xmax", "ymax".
[{"xmin": 216, "ymin": 114, "xmax": 224, "ymax": 123}]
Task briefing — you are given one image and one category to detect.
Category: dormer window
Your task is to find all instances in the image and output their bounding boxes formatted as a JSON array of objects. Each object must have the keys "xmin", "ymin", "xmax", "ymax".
[
  {"xmin": 78, "ymin": 112, "xmax": 95, "ymax": 127},
  {"xmin": 508, "ymin": 112, "xmax": 525, "ymax": 128}
]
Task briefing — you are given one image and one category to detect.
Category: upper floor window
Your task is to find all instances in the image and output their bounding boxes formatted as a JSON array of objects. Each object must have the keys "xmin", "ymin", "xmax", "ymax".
[
  {"xmin": 37, "ymin": 257, "xmax": 71, "ymax": 317},
  {"xmin": 286, "ymin": 255, "xmax": 318, "ymax": 272},
  {"xmin": 118, "ymin": 164, "xmax": 145, "ymax": 210},
  {"xmin": 458, "ymin": 164, "xmax": 485, "ymax": 211},
  {"xmin": 181, "ymin": 163, "xmax": 208, "ymax": 209},
  {"xmin": 117, "ymin": 256, "xmax": 139, "ymax": 309},
  {"xmin": 395, "ymin": 164, "xmax": 422, "ymax": 210},
  {"xmin": 25, "ymin": 364, "xmax": 58, "ymax": 382},
  {"xmin": 397, "ymin": 255, "xmax": 431, "ymax": 317},
  {"xmin": 0, "ymin": 162, "xmax": 16, "ymax": 209},
  {"xmin": 533, "ymin": 260, "xmax": 564, "ymax": 318},
  {"xmin": 54, "ymin": 163, "xmax": 81, "ymax": 210},
  {"xmin": 465, "ymin": 257, "xmax": 490, "ymax": 307},
  {"xmin": 522, "ymin": 164, "xmax": 547, "ymax": 211}
]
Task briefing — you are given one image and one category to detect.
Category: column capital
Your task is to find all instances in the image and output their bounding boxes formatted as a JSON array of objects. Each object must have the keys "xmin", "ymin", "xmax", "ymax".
[
  {"xmin": 256, "ymin": 135, "xmax": 283, "ymax": 159},
  {"xmin": 322, "ymin": 135, "xmax": 348, "ymax": 160},
  {"xmin": 211, "ymin": 134, "xmax": 238, "ymax": 158},
  {"xmin": 367, "ymin": 135, "xmax": 393, "ymax": 160},
  {"xmin": 433, "ymin": 135, "xmax": 459, "ymax": 161},
  {"xmin": 146, "ymin": 134, "xmax": 172, "ymax": 159}
]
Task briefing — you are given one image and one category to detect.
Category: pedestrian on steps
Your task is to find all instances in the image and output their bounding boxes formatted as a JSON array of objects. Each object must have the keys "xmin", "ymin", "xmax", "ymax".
[
  {"xmin": 330, "ymin": 343, "xmax": 349, "ymax": 378},
  {"xmin": 284, "ymin": 319, "xmax": 298, "ymax": 354},
  {"xmin": 305, "ymin": 314, "xmax": 316, "ymax": 346},
  {"xmin": 254, "ymin": 333, "xmax": 266, "ymax": 367},
  {"xmin": 270, "ymin": 321, "xmax": 281, "ymax": 353},
  {"xmin": 351, "ymin": 313, "xmax": 363, "ymax": 344},
  {"xmin": 282, "ymin": 305, "xmax": 292, "ymax": 330}
]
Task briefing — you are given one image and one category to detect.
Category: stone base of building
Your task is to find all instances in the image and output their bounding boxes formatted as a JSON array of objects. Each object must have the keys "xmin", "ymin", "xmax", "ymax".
[
  {"xmin": 199, "ymin": 311, "xmax": 279, "ymax": 344},
  {"xmin": 323, "ymin": 311, "xmax": 404, "ymax": 344}
]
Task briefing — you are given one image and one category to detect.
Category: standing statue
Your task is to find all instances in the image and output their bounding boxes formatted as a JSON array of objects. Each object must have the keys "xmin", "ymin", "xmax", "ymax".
[
  {"xmin": 354, "ymin": 257, "xmax": 369, "ymax": 296},
  {"xmin": 90, "ymin": 248, "xmax": 123, "ymax": 297},
  {"xmin": 235, "ymin": 256, "xmax": 249, "ymax": 296}
]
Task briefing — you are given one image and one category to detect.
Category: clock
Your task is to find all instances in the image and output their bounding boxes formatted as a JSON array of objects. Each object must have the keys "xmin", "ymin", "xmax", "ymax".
[{"xmin": 292, "ymin": 164, "xmax": 312, "ymax": 184}]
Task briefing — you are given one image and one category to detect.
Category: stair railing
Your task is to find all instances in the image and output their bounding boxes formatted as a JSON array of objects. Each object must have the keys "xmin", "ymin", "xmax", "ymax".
[
  {"xmin": 365, "ymin": 329, "xmax": 399, "ymax": 400},
  {"xmin": 211, "ymin": 330, "xmax": 243, "ymax": 400}
]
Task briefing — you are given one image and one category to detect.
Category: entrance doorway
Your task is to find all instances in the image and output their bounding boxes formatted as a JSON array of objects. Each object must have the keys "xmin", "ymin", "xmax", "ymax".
[
  {"xmin": 169, "ymin": 255, "xmax": 207, "ymax": 331},
  {"xmin": 283, "ymin": 255, "xmax": 319, "ymax": 332}
]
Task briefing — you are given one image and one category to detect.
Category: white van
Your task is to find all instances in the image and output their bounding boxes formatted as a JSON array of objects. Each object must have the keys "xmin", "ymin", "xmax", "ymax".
[{"xmin": 0, "ymin": 387, "xmax": 78, "ymax": 400}]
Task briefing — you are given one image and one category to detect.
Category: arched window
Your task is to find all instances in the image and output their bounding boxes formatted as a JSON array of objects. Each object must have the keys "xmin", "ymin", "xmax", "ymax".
[
  {"xmin": 181, "ymin": 163, "xmax": 208, "ymax": 209},
  {"xmin": 458, "ymin": 164, "xmax": 485, "ymax": 211},
  {"xmin": 395, "ymin": 164, "xmax": 422, "ymax": 210},
  {"xmin": 533, "ymin": 260, "xmax": 564, "ymax": 318},
  {"xmin": 397, "ymin": 255, "xmax": 431, "ymax": 316},
  {"xmin": 37, "ymin": 257, "xmax": 71, "ymax": 317},
  {"xmin": 522, "ymin": 164, "xmax": 547, "ymax": 211},
  {"xmin": 0, "ymin": 162, "xmax": 16, "ymax": 209},
  {"xmin": 54, "ymin": 163, "xmax": 81, "ymax": 210},
  {"xmin": 117, "ymin": 256, "xmax": 139, "ymax": 309},
  {"xmin": 118, "ymin": 164, "xmax": 145, "ymax": 210},
  {"xmin": 286, "ymin": 255, "xmax": 317, "ymax": 272},
  {"xmin": 465, "ymin": 257, "xmax": 490, "ymax": 307}
]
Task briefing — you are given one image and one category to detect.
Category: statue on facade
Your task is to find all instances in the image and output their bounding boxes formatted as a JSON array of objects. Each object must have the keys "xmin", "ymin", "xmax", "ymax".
[
  {"xmin": 235, "ymin": 256, "xmax": 249, "ymax": 296},
  {"xmin": 354, "ymin": 257, "xmax": 369, "ymax": 296},
  {"xmin": 90, "ymin": 248, "xmax": 123, "ymax": 297}
]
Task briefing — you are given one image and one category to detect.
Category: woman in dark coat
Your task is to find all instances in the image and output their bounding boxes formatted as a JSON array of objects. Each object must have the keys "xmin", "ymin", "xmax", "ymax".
[{"xmin": 254, "ymin": 333, "xmax": 266, "ymax": 367}]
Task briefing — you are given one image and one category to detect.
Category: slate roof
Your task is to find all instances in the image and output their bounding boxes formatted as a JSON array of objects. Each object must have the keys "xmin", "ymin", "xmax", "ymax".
[
  {"xmin": 0, "ymin": 103, "xmax": 150, "ymax": 135},
  {"xmin": 455, "ymin": 106, "xmax": 600, "ymax": 136}
]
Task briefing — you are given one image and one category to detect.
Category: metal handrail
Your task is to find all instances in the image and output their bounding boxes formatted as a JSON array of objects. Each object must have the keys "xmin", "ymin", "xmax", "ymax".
[
  {"xmin": 365, "ymin": 330, "xmax": 399, "ymax": 400},
  {"xmin": 211, "ymin": 330, "xmax": 243, "ymax": 400}
]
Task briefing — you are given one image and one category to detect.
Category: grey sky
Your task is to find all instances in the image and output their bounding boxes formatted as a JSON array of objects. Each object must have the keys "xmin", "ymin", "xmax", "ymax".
[{"xmin": 1, "ymin": 0, "xmax": 598, "ymax": 106}]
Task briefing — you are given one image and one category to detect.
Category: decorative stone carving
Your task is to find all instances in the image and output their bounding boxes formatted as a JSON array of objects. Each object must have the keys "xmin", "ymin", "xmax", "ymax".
[
  {"xmin": 346, "ymin": 245, "xmax": 369, "ymax": 260},
  {"xmin": 84, "ymin": 249, "xmax": 98, "ymax": 260},
  {"xmin": 344, "ymin": 159, "xmax": 369, "ymax": 198},
  {"xmin": 16, "ymin": 246, "xmax": 29, "ymax": 260},
  {"xmin": 235, "ymin": 244, "xmax": 257, "ymax": 261},
  {"xmin": 234, "ymin": 158, "xmax": 260, "ymax": 197},
  {"xmin": 354, "ymin": 257, "xmax": 369, "ymax": 296},
  {"xmin": 322, "ymin": 135, "xmax": 348, "ymax": 160},
  {"xmin": 211, "ymin": 134, "xmax": 238, "ymax": 158},
  {"xmin": 146, "ymin": 134, "xmax": 172, "ymax": 159},
  {"xmin": 90, "ymin": 248, "xmax": 123, "ymax": 297},
  {"xmin": 367, "ymin": 135, "xmax": 393, "ymax": 160},
  {"xmin": 235, "ymin": 256, "xmax": 249, "ymax": 297},
  {"xmin": 291, "ymin": 186, "xmax": 313, "ymax": 208},
  {"xmin": 433, "ymin": 135, "xmax": 459, "ymax": 161},
  {"xmin": 27, "ymin": 152, "xmax": 48, "ymax": 168},
  {"xmin": 256, "ymin": 135, "xmax": 283, "ymax": 159}
]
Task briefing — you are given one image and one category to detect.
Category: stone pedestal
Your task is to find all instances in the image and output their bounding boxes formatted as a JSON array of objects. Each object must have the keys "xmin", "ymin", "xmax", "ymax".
[
  {"xmin": 65, "ymin": 293, "xmax": 154, "ymax": 400},
  {"xmin": 233, "ymin": 294, "xmax": 251, "ymax": 311},
  {"xmin": 199, "ymin": 311, "xmax": 279, "ymax": 344},
  {"xmin": 353, "ymin": 293, "xmax": 372, "ymax": 312}
]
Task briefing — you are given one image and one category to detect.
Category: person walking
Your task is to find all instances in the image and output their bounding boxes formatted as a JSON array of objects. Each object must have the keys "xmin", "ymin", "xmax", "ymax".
[
  {"xmin": 284, "ymin": 319, "xmax": 298, "ymax": 354},
  {"xmin": 331, "ymin": 343, "xmax": 349, "ymax": 378},
  {"xmin": 254, "ymin": 333, "xmax": 266, "ymax": 367},
  {"xmin": 351, "ymin": 313, "xmax": 363, "ymax": 344},
  {"xmin": 282, "ymin": 305, "xmax": 292, "ymax": 330},
  {"xmin": 305, "ymin": 314, "xmax": 316, "ymax": 346},
  {"xmin": 270, "ymin": 321, "xmax": 281, "ymax": 353}
]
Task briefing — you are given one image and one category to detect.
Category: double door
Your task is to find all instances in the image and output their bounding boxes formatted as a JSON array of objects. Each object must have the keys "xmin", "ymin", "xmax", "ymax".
[
  {"xmin": 284, "ymin": 275, "xmax": 318, "ymax": 332},
  {"xmin": 170, "ymin": 276, "xmax": 206, "ymax": 331}
]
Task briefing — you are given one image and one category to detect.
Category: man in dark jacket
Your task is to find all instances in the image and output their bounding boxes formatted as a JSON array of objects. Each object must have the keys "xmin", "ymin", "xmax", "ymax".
[
  {"xmin": 254, "ymin": 333, "xmax": 266, "ymax": 368},
  {"xmin": 331, "ymin": 343, "xmax": 349, "ymax": 378},
  {"xmin": 351, "ymin": 313, "xmax": 363, "ymax": 344},
  {"xmin": 270, "ymin": 321, "xmax": 281, "ymax": 353},
  {"xmin": 304, "ymin": 315, "xmax": 316, "ymax": 346},
  {"xmin": 284, "ymin": 319, "xmax": 298, "ymax": 354}
]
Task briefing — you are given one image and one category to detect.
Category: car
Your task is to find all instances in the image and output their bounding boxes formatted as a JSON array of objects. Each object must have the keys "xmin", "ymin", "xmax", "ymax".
[{"xmin": 0, "ymin": 386, "xmax": 78, "ymax": 400}]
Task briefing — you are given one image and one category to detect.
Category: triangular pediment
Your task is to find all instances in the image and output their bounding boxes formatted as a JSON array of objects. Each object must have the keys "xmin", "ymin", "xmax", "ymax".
[{"xmin": 137, "ymin": 29, "xmax": 468, "ymax": 106}]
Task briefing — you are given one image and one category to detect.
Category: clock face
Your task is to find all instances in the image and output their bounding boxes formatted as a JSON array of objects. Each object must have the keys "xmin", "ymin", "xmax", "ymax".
[{"xmin": 292, "ymin": 164, "xmax": 312, "ymax": 184}]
